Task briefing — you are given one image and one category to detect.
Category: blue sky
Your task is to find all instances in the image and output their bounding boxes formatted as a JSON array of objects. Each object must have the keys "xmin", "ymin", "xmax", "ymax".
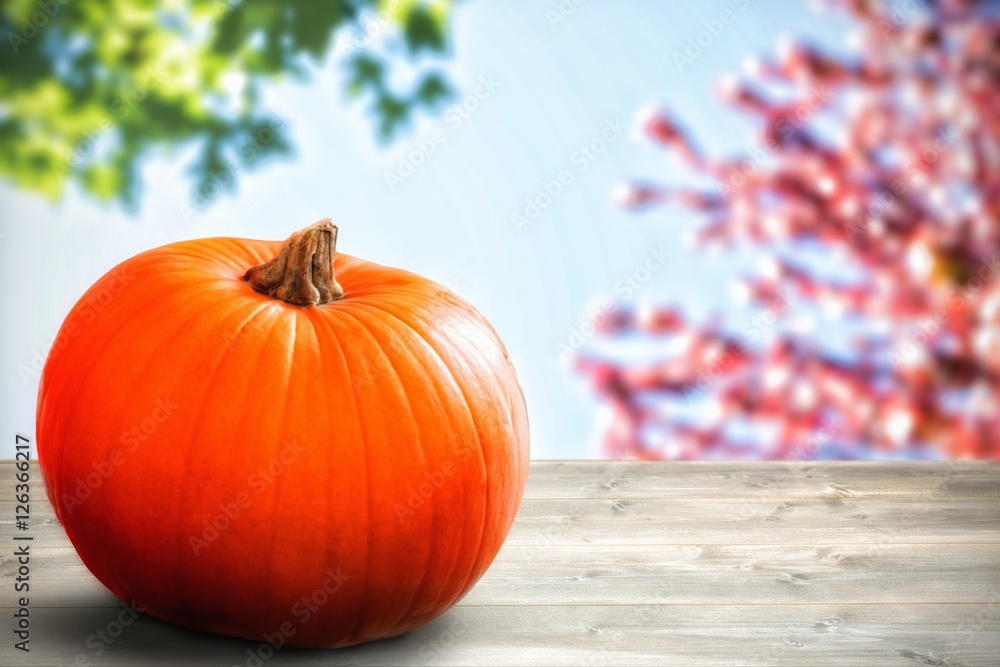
[{"xmin": 0, "ymin": 0, "xmax": 852, "ymax": 458}]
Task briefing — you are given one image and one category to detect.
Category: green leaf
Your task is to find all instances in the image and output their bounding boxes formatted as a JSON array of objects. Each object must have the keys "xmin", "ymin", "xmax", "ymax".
[
  {"xmin": 0, "ymin": 0, "xmax": 458, "ymax": 211},
  {"xmin": 403, "ymin": 5, "xmax": 447, "ymax": 55}
]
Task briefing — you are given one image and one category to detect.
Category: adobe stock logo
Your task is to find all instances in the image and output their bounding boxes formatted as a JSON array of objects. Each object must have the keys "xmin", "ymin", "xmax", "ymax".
[
  {"xmin": 512, "ymin": 117, "xmax": 627, "ymax": 232},
  {"xmin": 394, "ymin": 447, "xmax": 474, "ymax": 524},
  {"xmin": 189, "ymin": 438, "xmax": 306, "ymax": 556},
  {"xmin": 546, "ymin": 0, "xmax": 587, "ymax": 30},
  {"xmin": 383, "ymin": 76, "xmax": 501, "ymax": 191},
  {"xmin": 18, "ymin": 264, "xmax": 138, "ymax": 387},
  {"xmin": 7, "ymin": 0, "xmax": 70, "ymax": 53},
  {"xmin": 61, "ymin": 397, "xmax": 180, "ymax": 515}
]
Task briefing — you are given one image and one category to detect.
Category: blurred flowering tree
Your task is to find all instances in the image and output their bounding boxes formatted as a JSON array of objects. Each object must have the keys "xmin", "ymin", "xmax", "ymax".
[
  {"xmin": 0, "ymin": 0, "xmax": 454, "ymax": 208},
  {"xmin": 577, "ymin": 0, "xmax": 1000, "ymax": 460}
]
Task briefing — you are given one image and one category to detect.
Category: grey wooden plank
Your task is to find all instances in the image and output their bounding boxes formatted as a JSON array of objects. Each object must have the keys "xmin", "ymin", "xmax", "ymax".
[
  {"xmin": 467, "ymin": 542, "xmax": 1000, "ymax": 606},
  {"xmin": 505, "ymin": 496, "xmax": 1000, "ymax": 545},
  {"xmin": 7, "ymin": 543, "xmax": 999, "ymax": 609},
  {"xmin": 3, "ymin": 496, "xmax": 998, "ymax": 546},
  {"xmin": 0, "ymin": 547, "xmax": 117, "ymax": 608},
  {"xmin": 2, "ymin": 461, "xmax": 997, "ymax": 665},
  {"xmin": 523, "ymin": 460, "xmax": 1000, "ymax": 499},
  {"xmin": 2, "ymin": 603, "xmax": 997, "ymax": 666},
  {"xmin": 6, "ymin": 461, "xmax": 999, "ymax": 501}
]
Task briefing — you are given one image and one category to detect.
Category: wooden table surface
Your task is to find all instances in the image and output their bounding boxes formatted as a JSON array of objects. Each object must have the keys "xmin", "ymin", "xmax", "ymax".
[{"xmin": 2, "ymin": 460, "xmax": 998, "ymax": 666}]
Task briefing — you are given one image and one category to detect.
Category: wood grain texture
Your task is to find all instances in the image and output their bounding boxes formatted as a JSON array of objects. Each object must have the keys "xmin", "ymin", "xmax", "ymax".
[
  {"xmin": 5, "ymin": 497, "xmax": 999, "ymax": 547},
  {"xmin": 9, "ymin": 604, "xmax": 1000, "ymax": 666},
  {"xmin": 8, "ymin": 543, "xmax": 1000, "ymax": 608},
  {"xmin": 522, "ymin": 460, "xmax": 1000, "ymax": 499},
  {"xmin": 1, "ymin": 461, "xmax": 998, "ymax": 666},
  {"xmin": 8, "ymin": 460, "xmax": 999, "ymax": 501}
]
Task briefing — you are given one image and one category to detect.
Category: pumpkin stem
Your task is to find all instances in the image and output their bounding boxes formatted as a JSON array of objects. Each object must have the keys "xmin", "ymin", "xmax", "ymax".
[{"xmin": 243, "ymin": 219, "xmax": 345, "ymax": 306}]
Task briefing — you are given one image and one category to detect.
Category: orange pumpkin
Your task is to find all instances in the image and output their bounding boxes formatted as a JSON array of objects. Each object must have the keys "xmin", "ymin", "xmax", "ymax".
[{"xmin": 36, "ymin": 219, "xmax": 529, "ymax": 648}]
